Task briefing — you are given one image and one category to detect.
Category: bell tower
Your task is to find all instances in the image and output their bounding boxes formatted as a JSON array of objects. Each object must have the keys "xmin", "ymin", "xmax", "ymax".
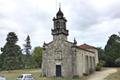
[{"xmin": 52, "ymin": 7, "xmax": 69, "ymax": 41}]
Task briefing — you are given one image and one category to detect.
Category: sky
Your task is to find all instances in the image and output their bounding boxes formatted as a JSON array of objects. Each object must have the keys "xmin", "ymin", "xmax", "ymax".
[{"xmin": 0, "ymin": 0, "xmax": 120, "ymax": 50}]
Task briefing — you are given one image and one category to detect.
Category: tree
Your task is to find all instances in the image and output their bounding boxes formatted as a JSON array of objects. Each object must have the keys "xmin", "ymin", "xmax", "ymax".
[
  {"xmin": 97, "ymin": 47, "xmax": 105, "ymax": 61},
  {"xmin": 22, "ymin": 54, "xmax": 37, "ymax": 69},
  {"xmin": 22, "ymin": 35, "xmax": 37, "ymax": 69},
  {"xmin": 1, "ymin": 32, "xmax": 23, "ymax": 70},
  {"xmin": 0, "ymin": 54, "xmax": 2, "ymax": 70},
  {"xmin": 104, "ymin": 34, "xmax": 120, "ymax": 66},
  {"xmin": 115, "ymin": 57, "xmax": 120, "ymax": 66},
  {"xmin": 32, "ymin": 47, "xmax": 43, "ymax": 68},
  {"xmin": 24, "ymin": 35, "xmax": 31, "ymax": 54}
]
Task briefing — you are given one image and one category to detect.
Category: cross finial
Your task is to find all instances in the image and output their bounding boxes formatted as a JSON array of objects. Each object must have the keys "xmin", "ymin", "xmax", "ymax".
[
  {"xmin": 59, "ymin": 3, "xmax": 61, "ymax": 10},
  {"xmin": 59, "ymin": 3, "xmax": 61, "ymax": 8}
]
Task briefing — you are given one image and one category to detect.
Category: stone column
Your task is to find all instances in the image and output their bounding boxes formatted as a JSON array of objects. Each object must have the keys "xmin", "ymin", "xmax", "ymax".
[
  {"xmin": 88, "ymin": 56, "xmax": 91, "ymax": 74},
  {"xmin": 90, "ymin": 56, "xmax": 93, "ymax": 73},
  {"xmin": 85, "ymin": 55, "xmax": 89, "ymax": 75},
  {"xmin": 91, "ymin": 57, "xmax": 95, "ymax": 71}
]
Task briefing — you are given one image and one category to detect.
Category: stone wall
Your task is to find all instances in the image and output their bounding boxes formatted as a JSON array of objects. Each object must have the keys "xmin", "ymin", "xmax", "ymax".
[
  {"xmin": 42, "ymin": 39, "xmax": 74, "ymax": 77},
  {"xmin": 42, "ymin": 39, "xmax": 97, "ymax": 77},
  {"xmin": 75, "ymin": 48, "xmax": 96, "ymax": 76},
  {"xmin": 87, "ymin": 48, "xmax": 99, "ymax": 65}
]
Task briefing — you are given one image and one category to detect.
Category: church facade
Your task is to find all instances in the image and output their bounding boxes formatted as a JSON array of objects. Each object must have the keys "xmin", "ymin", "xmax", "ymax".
[{"xmin": 42, "ymin": 8, "xmax": 99, "ymax": 77}]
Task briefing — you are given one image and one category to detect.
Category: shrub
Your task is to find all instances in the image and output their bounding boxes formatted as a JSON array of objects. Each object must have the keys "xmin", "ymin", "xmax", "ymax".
[
  {"xmin": 72, "ymin": 75, "xmax": 79, "ymax": 79},
  {"xmin": 99, "ymin": 60, "xmax": 105, "ymax": 66},
  {"xmin": 115, "ymin": 57, "xmax": 120, "ymax": 66},
  {"xmin": 96, "ymin": 64, "xmax": 101, "ymax": 71},
  {"xmin": 96, "ymin": 60, "xmax": 105, "ymax": 71}
]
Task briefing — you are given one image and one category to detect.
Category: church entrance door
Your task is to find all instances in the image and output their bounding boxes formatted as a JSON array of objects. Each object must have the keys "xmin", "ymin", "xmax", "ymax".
[{"xmin": 56, "ymin": 65, "xmax": 61, "ymax": 77}]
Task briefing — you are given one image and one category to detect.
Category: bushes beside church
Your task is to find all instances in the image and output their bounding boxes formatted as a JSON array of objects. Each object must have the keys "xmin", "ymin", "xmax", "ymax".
[
  {"xmin": 115, "ymin": 57, "xmax": 120, "ymax": 66},
  {"xmin": 96, "ymin": 60, "xmax": 105, "ymax": 71}
]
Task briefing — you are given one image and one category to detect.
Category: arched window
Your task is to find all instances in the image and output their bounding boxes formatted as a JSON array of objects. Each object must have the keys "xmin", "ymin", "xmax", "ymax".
[{"xmin": 56, "ymin": 21, "xmax": 60, "ymax": 29}]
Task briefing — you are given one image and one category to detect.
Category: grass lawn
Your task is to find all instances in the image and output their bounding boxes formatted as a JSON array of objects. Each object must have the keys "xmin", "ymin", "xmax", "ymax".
[
  {"xmin": 0, "ymin": 69, "xmax": 87, "ymax": 80},
  {"xmin": 105, "ymin": 68, "xmax": 120, "ymax": 80}
]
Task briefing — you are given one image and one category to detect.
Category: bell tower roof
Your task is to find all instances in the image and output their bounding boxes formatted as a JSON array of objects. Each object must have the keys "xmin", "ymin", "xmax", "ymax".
[
  {"xmin": 56, "ymin": 4, "xmax": 64, "ymax": 19},
  {"xmin": 56, "ymin": 8, "xmax": 64, "ymax": 17}
]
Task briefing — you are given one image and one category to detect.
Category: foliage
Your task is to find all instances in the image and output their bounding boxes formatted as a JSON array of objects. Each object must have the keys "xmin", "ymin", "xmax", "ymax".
[
  {"xmin": 6, "ymin": 32, "xmax": 18, "ymax": 44},
  {"xmin": 22, "ymin": 36, "xmax": 37, "ymax": 69},
  {"xmin": 22, "ymin": 54, "xmax": 37, "ymax": 69},
  {"xmin": 96, "ymin": 47, "xmax": 108, "ymax": 68},
  {"xmin": 97, "ymin": 47, "xmax": 105, "ymax": 60},
  {"xmin": 104, "ymin": 34, "xmax": 120, "ymax": 67},
  {"xmin": 72, "ymin": 75, "xmax": 80, "ymax": 79},
  {"xmin": 1, "ymin": 32, "xmax": 24, "ymax": 70},
  {"xmin": 115, "ymin": 57, "xmax": 120, "ymax": 66},
  {"xmin": 96, "ymin": 65, "xmax": 101, "ymax": 71},
  {"xmin": 0, "ymin": 54, "xmax": 2, "ymax": 70},
  {"xmin": 96, "ymin": 60, "xmax": 105, "ymax": 71},
  {"xmin": 23, "ymin": 35, "xmax": 31, "ymax": 54},
  {"xmin": 32, "ymin": 47, "xmax": 43, "ymax": 68}
]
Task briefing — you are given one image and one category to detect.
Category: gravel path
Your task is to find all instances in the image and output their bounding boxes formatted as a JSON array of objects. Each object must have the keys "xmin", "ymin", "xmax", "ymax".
[{"xmin": 87, "ymin": 68, "xmax": 117, "ymax": 80}]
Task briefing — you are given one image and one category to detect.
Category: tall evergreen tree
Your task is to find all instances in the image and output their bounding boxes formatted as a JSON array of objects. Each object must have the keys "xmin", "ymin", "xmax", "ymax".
[
  {"xmin": 23, "ymin": 35, "xmax": 36, "ymax": 68},
  {"xmin": 104, "ymin": 34, "xmax": 120, "ymax": 66},
  {"xmin": 24, "ymin": 35, "xmax": 31, "ymax": 54},
  {"xmin": 1, "ymin": 32, "xmax": 23, "ymax": 70}
]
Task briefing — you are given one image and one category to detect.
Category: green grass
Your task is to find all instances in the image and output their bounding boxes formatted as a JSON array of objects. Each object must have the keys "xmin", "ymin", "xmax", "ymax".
[
  {"xmin": 0, "ymin": 69, "xmax": 41, "ymax": 80},
  {"xmin": 0, "ymin": 69, "xmax": 87, "ymax": 80},
  {"xmin": 105, "ymin": 68, "xmax": 120, "ymax": 80}
]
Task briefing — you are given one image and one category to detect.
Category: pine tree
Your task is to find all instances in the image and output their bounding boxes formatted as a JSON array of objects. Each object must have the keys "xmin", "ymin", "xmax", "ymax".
[
  {"xmin": 24, "ymin": 35, "xmax": 31, "ymax": 55},
  {"xmin": 1, "ymin": 32, "xmax": 23, "ymax": 70},
  {"xmin": 23, "ymin": 35, "xmax": 36, "ymax": 68}
]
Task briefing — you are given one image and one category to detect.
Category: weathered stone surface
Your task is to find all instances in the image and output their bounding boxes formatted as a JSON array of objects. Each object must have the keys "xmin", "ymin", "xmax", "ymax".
[{"xmin": 42, "ymin": 8, "xmax": 98, "ymax": 78}]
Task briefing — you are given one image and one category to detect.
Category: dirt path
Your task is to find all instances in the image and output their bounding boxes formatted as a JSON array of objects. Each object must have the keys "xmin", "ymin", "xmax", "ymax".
[{"xmin": 87, "ymin": 68, "xmax": 117, "ymax": 80}]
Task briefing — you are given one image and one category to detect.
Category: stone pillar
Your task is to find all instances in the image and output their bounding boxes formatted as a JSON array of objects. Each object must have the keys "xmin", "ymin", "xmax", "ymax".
[
  {"xmin": 72, "ymin": 47, "xmax": 77, "ymax": 76},
  {"xmin": 42, "ymin": 50, "xmax": 46, "ymax": 76},
  {"xmin": 92, "ymin": 57, "xmax": 95, "ymax": 72},
  {"xmin": 90, "ymin": 56, "xmax": 93, "ymax": 73},
  {"xmin": 85, "ymin": 55, "xmax": 89, "ymax": 75},
  {"xmin": 88, "ymin": 56, "xmax": 91, "ymax": 74},
  {"xmin": 93, "ymin": 57, "xmax": 96, "ymax": 71}
]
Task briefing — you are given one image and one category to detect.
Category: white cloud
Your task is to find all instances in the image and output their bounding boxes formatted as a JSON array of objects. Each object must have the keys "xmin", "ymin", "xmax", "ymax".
[{"xmin": 0, "ymin": 0, "xmax": 120, "ymax": 49}]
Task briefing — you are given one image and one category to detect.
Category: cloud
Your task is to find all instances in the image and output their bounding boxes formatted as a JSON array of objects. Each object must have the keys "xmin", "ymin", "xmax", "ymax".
[
  {"xmin": 0, "ymin": 0, "xmax": 120, "ymax": 49},
  {"xmin": 65, "ymin": 0, "xmax": 120, "ymax": 48}
]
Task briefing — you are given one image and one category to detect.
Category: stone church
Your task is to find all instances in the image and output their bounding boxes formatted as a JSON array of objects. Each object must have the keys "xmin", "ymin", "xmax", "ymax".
[{"xmin": 42, "ymin": 8, "xmax": 99, "ymax": 77}]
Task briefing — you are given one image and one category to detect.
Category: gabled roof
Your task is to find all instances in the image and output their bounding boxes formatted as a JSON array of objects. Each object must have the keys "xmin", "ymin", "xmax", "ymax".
[{"xmin": 79, "ymin": 43, "xmax": 97, "ymax": 49}]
